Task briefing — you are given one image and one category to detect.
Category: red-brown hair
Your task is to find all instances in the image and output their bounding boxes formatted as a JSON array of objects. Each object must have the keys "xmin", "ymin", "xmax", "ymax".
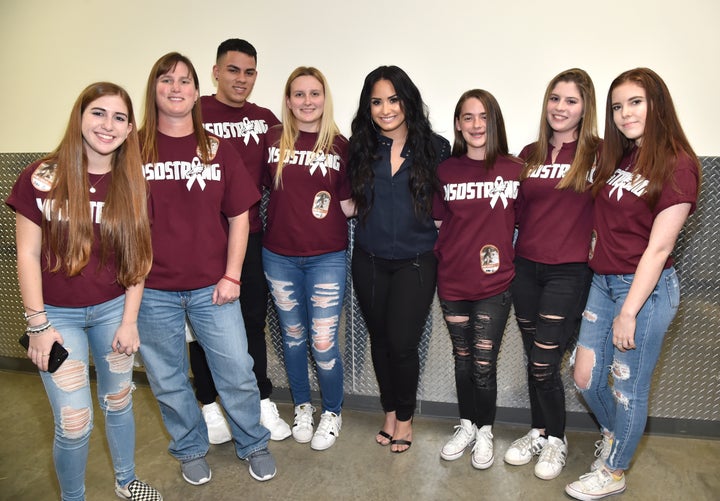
[{"xmin": 592, "ymin": 68, "xmax": 701, "ymax": 209}]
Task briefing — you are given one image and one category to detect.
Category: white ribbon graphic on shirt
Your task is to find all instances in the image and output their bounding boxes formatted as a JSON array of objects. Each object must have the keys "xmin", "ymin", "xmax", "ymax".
[
  {"xmin": 308, "ymin": 152, "xmax": 329, "ymax": 176},
  {"xmin": 489, "ymin": 176, "xmax": 509, "ymax": 209},
  {"xmin": 240, "ymin": 117, "xmax": 260, "ymax": 145},
  {"xmin": 186, "ymin": 158, "xmax": 207, "ymax": 191}
]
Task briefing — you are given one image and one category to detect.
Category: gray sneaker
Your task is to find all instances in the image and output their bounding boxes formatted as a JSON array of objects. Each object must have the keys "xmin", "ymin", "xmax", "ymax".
[
  {"xmin": 247, "ymin": 448, "xmax": 277, "ymax": 482},
  {"xmin": 181, "ymin": 457, "xmax": 211, "ymax": 486}
]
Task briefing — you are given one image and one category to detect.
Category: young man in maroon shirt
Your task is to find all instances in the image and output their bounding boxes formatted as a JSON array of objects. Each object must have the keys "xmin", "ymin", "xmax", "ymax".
[{"xmin": 189, "ymin": 39, "xmax": 290, "ymax": 443}]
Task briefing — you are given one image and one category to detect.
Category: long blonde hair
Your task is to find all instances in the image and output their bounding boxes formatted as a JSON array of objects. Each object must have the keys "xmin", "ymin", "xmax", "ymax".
[
  {"xmin": 521, "ymin": 68, "xmax": 601, "ymax": 192},
  {"xmin": 274, "ymin": 66, "xmax": 341, "ymax": 188},
  {"xmin": 43, "ymin": 82, "xmax": 152, "ymax": 287}
]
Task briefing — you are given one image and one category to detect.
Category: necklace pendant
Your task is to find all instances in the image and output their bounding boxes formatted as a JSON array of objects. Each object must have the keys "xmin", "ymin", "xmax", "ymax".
[{"xmin": 89, "ymin": 186, "xmax": 96, "ymax": 193}]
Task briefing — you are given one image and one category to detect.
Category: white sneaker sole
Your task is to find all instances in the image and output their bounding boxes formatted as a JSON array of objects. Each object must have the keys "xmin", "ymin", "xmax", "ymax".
[
  {"xmin": 565, "ymin": 483, "xmax": 626, "ymax": 500},
  {"xmin": 471, "ymin": 455, "xmax": 494, "ymax": 470},
  {"xmin": 267, "ymin": 428, "xmax": 292, "ymax": 441},
  {"xmin": 248, "ymin": 465, "xmax": 277, "ymax": 482},
  {"xmin": 440, "ymin": 442, "xmax": 474, "ymax": 461},
  {"xmin": 535, "ymin": 465, "xmax": 563, "ymax": 480},
  {"xmin": 503, "ymin": 453, "xmax": 533, "ymax": 466},
  {"xmin": 181, "ymin": 470, "xmax": 211, "ymax": 486}
]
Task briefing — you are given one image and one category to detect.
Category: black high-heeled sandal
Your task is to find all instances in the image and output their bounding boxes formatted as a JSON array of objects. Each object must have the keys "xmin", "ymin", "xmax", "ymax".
[
  {"xmin": 377, "ymin": 430, "xmax": 393, "ymax": 446},
  {"xmin": 390, "ymin": 417, "xmax": 413, "ymax": 453}
]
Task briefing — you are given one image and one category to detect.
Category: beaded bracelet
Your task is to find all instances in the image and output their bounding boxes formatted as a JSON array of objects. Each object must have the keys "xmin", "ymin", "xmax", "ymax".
[
  {"xmin": 26, "ymin": 321, "xmax": 52, "ymax": 335},
  {"xmin": 222, "ymin": 275, "xmax": 242, "ymax": 286},
  {"xmin": 23, "ymin": 310, "xmax": 47, "ymax": 322}
]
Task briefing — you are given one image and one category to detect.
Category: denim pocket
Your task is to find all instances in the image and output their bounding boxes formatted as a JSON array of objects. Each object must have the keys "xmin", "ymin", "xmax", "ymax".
[{"xmin": 664, "ymin": 269, "xmax": 680, "ymax": 309}]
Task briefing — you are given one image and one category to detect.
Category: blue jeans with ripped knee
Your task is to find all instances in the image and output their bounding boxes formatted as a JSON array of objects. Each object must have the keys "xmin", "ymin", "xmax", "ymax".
[
  {"xmin": 43, "ymin": 294, "xmax": 136, "ymax": 501},
  {"xmin": 575, "ymin": 268, "xmax": 679, "ymax": 470},
  {"xmin": 263, "ymin": 248, "xmax": 346, "ymax": 413}
]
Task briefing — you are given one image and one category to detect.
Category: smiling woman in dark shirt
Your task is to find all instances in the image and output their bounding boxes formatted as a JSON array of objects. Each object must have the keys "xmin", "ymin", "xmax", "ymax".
[{"xmin": 348, "ymin": 65, "xmax": 450, "ymax": 453}]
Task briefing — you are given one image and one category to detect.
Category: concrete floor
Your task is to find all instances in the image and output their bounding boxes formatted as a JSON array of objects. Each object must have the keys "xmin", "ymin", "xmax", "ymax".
[{"xmin": 0, "ymin": 370, "xmax": 717, "ymax": 501}]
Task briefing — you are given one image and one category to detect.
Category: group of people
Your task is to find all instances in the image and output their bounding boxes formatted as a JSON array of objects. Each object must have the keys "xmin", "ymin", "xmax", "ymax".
[{"xmin": 7, "ymin": 35, "xmax": 700, "ymax": 501}]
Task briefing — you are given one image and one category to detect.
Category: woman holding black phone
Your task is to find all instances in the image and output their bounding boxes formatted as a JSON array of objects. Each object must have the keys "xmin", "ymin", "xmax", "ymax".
[{"xmin": 6, "ymin": 82, "xmax": 161, "ymax": 500}]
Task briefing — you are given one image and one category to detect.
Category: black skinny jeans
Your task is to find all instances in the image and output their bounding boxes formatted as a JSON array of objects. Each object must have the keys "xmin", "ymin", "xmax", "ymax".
[
  {"xmin": 351, "ymin": 247, "xmax": 437, "ymax": 422},
  {"xmin": 511, "ymin": 256, "xmax": 592, "ymax": 439},
  {"xmin": 189, "ymin": 232, "xmax": 272, "ymax": 403},
  {"xmin": 441, "ymin": 291, "xmax": 512, "ymax": 427}
]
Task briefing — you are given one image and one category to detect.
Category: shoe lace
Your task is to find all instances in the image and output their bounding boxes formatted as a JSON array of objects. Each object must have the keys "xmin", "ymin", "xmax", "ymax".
[
  {"xmin": 538, "ymin": 441, "xmax": 566, "ymax": 466},
  {"xmin": 594, "ymin": 435, "xmax": 612, "ymax": 460},
  {"xmin": 473, "ymin": 428, "xmax": 493, "ymax": 456},
  {"xmin": 512, "ymin": 430, "xmax": 544, "ymax": 455},
  {"xmin": 448, "ymin": 424, "xmax": 474, "ymax": 447},
  {"xmin": 579, "ymin": 467, "xmax": 613, "ymax": 489},
  {"xmin": 263, "ymin": 401, "xmax": 281, "ymax": 420},
  {"xmin": 316, "ymin": 413, "xmax": 338, "ymax": 436},
  {"xmin": 294, "ymin": 405, "xmax": 314, "ymax": 427}
]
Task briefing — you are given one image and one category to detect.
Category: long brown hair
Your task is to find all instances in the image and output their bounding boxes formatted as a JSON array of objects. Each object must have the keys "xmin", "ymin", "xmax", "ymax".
[
  {"xmin": 274, "ymin": 66, "xmax": 341, "ymax": 188},
  {"xmin": 451, "ymin": 89, "xmax": 512, "ymax": 169},
  {"xmin": 139, "ymin": 52, "xmax": 212, "ymax": 164},
  {"xmin": 521, "ymin": 68, "xmax": 600, "ymax": 192},
  {"xmin": 43, "ymin": 82, "xmax": 152, "ymax": 287},
  {"xmin": 592, "ymin": 68, "xmax": 701, "ymax": 209}
]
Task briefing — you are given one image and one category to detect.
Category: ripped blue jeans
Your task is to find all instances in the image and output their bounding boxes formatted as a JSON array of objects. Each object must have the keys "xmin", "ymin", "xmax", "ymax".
[
  {"xmin": 263, "ymin": 248, "xmax": 346, "ymax": 413},
  {"xmin": 575, "ymin": 268, "xmax": 679, "ymax": 470},
  {"xmin": 43, "ymin": 294, "xmax": 136, "ymax": 501}
]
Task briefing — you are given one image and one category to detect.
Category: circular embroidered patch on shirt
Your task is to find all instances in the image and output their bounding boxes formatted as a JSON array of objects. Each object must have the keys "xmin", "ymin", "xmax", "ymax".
[
  {"xmin": 31, "ymin": 162, "xmax": 57, "ymax": 192},
  {"xmin": 196, "ymin": 136, "xmax": 220, "ymax": 161},
  {"xmin": 480, "ymin": 245, "xmax": 500, "ymax": 274},
  {"xmin": 312, "ymin": 191, "xmax": 331, "ymax": 219}
]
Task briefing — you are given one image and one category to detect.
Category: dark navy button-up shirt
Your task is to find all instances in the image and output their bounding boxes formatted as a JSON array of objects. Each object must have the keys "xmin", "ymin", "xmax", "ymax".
[{"xmin": 355, "ymin": 133, "xmax": 450, "ymax": 259}]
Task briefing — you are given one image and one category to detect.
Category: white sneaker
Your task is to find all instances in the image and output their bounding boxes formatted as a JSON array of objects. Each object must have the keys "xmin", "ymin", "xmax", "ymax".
[
  {"xmin": 310, "ymin": 411, "xmax": 342, "ymax": 450},
  {"xmin": 535, "ymin": 435, "xmax": 568, "ymax": 480},
  {"xmin": 471, "ymin": 425, "xmax": 494, "ymax": 470},
  {"xmin": 292, "ymin": 403, "xmax": 315, "ymax": 443},
  {"xmin": 440, "ymin": 419, "xmax": 476, "ymax": 461},
  {"xmin": 565, "ymin": 466, "xmax": 626, "ymax": 500},
  {"xmin": 201, "ymin": 402, "xmax": 232, "ymax": 445},
  {"xmin": 591, "ymin": 433, "xmax": 614, "ymax": 471},
  {"xmin": 260, "ymin": 399, "xmax": 291, "ymax": 441},
  {"xmin": 504, "ymin": 428, "xmax": 548, "ymax": 465}
]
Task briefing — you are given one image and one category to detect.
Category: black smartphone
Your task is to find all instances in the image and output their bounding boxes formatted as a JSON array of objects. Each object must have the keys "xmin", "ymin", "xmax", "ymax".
[{"xmin": 19, "ymin": 333, "xmax": 68, "ymax": 373}]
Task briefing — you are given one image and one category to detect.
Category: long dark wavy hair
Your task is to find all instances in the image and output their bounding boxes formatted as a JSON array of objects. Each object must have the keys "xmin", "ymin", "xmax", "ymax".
[{"xmin": 349, "ymin": 65, "xmax": 440, "ymax": 222}]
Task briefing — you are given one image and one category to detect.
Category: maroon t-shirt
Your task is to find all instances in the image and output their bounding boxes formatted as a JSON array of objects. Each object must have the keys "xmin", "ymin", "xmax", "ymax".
[
  {"xmin": 142, "ymin": 132, "xmax": 260, "ymax": 290},
  {"xmin": 589, "ymin": 147, "xmax": 699, "ymax": 274},
  {"xmin": 515, "ymin": 141, "xmax": 595, "ymax": 264},
  {"xmin": 5, "ymin": 161, "xmax": 125, "ymax": 306},
  {"xmin": 433, "ymin": 155, "xmax": 521, "ymax": 301},
  {"xmin": 200, "ymin": 97, "xmax": 280, "ymax": 234},
  {"xmin": 263, "ymin": 128, "xmax": 351, "ymax": 256}
]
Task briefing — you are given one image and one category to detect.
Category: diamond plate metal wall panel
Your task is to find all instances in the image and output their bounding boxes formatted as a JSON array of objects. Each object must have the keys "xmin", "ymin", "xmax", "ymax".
[
  {"xmin": 2, "ymin": 154, "xmax": 718, "ymax": 423},
  {"xmin": 0, "ymin": 153, "xmax": 45, "ymax": 358}
]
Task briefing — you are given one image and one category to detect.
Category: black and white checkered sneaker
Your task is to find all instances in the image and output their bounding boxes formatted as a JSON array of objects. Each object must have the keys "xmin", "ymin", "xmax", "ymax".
[{"xmin": 115, "ymin": 479, "xmax": 163, "ymax": 501}]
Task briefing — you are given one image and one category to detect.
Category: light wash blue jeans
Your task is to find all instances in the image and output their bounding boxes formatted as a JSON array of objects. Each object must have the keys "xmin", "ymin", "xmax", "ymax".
[
  {"xmin": 43, "ymin": 294, "xmax": 136, "ymax": 501},
  {"xmin": 263, "ymin": 248, "xmax": 346, "ymax": 413},
  {"xmin": 576, "ymin": 268, "xmax": 680, "ymax": 470},
  {"xmin": 137, "ymin": 285, "xmax": 269, "ymax": 461}
]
